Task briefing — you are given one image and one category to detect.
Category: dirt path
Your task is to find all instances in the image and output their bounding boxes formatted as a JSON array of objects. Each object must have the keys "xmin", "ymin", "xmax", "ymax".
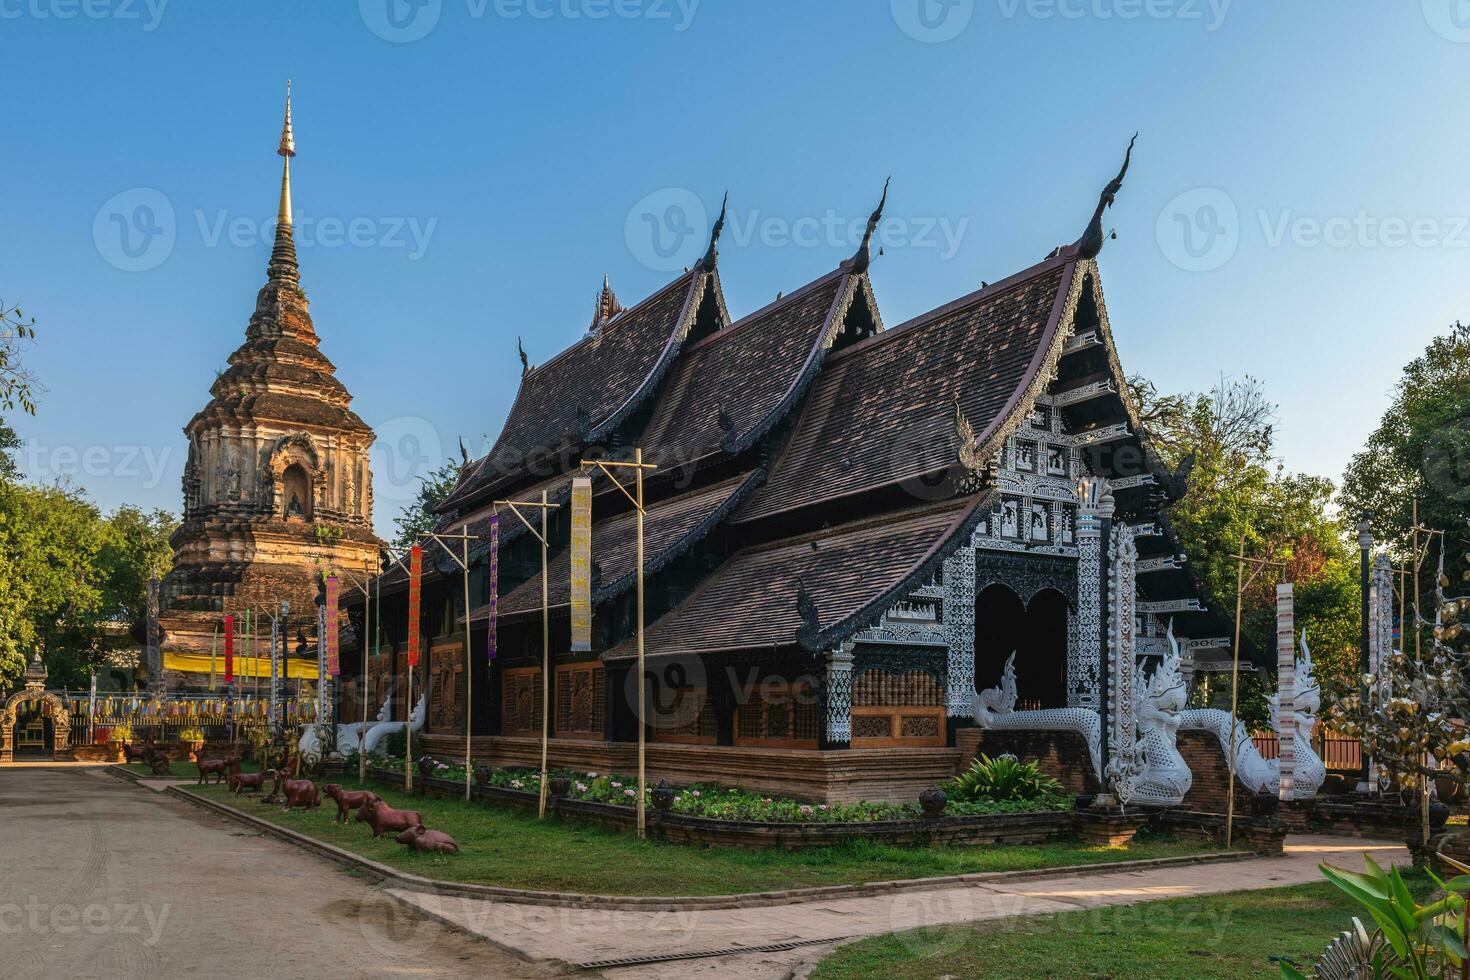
[
  {"xmin": 390, "ymin": 835, "xmax": 1409, "ymax": 978},
  {"xmin": 0, "ymin": 766, "xmax": 562, "ymax": 979}
]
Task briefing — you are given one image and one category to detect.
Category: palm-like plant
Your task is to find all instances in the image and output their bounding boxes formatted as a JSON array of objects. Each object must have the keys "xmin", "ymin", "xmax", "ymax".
[
  {"xmin": 1280, "ymin": 855, "xmax": 1470, "ymax": 979},
  {"xmin": 948, "ymin": 753, "xmax": 1062, "ymax": 802}
]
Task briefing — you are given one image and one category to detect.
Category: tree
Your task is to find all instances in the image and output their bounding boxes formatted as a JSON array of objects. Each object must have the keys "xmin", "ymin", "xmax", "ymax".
[
  {"xmin": 1131, "ymin": 375, "xmax": 1361, "ymax": 710},
  {"xmin": 0, "ymin": 421, "xmax": 19, "ymax": 483},
  {"xmin": 0, "ymin": 299, "xmax": 40, "ymax": 418},
  {"xmin": 1340, "ymin": 321, "xmax": 1470, "ymax": 624},
  {"xmin": 392, "ymin": 457, "xmax": 462, "ymax": 551}
]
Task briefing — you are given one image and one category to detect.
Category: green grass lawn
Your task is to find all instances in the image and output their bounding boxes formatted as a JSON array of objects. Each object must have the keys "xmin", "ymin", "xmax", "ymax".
[
  {"xmin": 184, "ymin": 779, "xmax": 1220, "ymax": 897},
  {"xmin": 124, "ymin": 759, "xmax": 261, "ymax": 779},
  {"xmin": 810, "ymin": 873, "xmax": 1434, "ymax": 979}
]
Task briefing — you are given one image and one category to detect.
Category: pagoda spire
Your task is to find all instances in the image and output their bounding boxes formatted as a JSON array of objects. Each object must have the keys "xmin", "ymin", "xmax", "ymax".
[
  {"xmin": 846, "ymin": 177, "xmax": 890, "ymax": 275},
  {"xmin": 699, "ymin": 191, "xmax": 728, "ymax": 270},
  {"xmin": 268, "ymin": 80, "xmax": 300, "ymax": 285}
]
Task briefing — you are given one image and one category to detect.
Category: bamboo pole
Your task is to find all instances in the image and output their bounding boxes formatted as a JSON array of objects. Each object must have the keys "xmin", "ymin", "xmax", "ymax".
[
  {"xmin": 463, "ymin": 533, "xmax": 473, "ymax": 800},
  {"xmin": 539, "ymin": 489, "xmax": 550, "ymax": 820},
  {"xmin": 635, "ymin": 447, "xmax": 647, "ymax": 840},
  {"xmin": 1226, "ymin": 535, "xmax": 1246, "ymax": 849}
]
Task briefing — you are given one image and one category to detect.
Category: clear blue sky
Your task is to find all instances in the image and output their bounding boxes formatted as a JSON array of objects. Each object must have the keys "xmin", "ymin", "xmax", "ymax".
[{"xmin": 4, "ymin": 1, "xmax": 1467, "ymax": 538}]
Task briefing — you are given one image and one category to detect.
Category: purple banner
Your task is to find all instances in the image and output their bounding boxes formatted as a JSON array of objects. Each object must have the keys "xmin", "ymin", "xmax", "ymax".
[{"xmin": 487, "ymin": 513, "xmax": 499, "ymax": 661}]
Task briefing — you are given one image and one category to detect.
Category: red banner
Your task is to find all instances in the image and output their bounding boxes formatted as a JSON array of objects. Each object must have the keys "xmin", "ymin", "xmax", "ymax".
[
  {"xmin": 224, "ymin": 614, "xmax": 235, "ymax": 683},
  {"xmin": 407, "ymin": 545, "xmax": 423, "ymax": 667},
  {"xmin": 325, "ymin": 576, "xmax": 340, "ymax": 677}
]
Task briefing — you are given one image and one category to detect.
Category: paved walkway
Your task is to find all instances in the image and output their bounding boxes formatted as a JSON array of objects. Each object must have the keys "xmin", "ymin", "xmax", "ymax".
[
  {"xmin": 389, "ymin": 835, "xmax": 1408, "ymax": 978},
  {"xmin": 0, "ymin": 766, "xmax": 559, "ymax": 979}
]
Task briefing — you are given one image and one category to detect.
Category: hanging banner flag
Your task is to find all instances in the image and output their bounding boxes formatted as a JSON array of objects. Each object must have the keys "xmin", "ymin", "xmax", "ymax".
[
  {"xmin": 224, "ymin": 615, "xmax": 235, "ymax": 684},
  {"xmin": 487, "ymin": 513, "xmax": 499, "ymax": 662},
  {"xmin": 407, "ymin": 545, "xmax": 423, "ymax": 667},
  {"xmin": 569, "ymin": 477, "xmax": 593, "ymax": 652},
  {"xmin": 325, "ymin": 576, "xmax": 341, "ymax": 677}
]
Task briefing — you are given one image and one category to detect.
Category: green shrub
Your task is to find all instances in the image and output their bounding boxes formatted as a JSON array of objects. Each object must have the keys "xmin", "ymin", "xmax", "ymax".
[{"xmin": 948, "ymin": 754, "xmax": 1062, "ymax": 803}]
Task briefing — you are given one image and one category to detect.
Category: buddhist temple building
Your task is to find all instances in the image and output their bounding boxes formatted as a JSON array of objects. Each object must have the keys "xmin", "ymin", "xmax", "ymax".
[
  {"xmin": 157, "ymin": 86, "xmax": 381, "ymax": 689},
  {"xmin": 351, "ymin": 147, "xmax": 1255, "ymax": 801}
]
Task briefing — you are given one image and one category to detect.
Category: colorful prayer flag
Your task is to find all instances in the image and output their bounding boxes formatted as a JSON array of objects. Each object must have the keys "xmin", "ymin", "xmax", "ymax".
[
  {"xmin": 569, "ymin": 478, "xmax": 593, "ymax": 652},
  {"xmin": 325, "ymin": 576, "xmax": 340, "ymax": 677},
  {"xmin": 224, "ymin": 615, "xmax": 235, "ymax": 683},
  {"xmin": 488, "ymin": 514, "xmax": 499, "ymax": 662},
  {"xmin": 407, "ymin": 545, "xmax": 423, "ymax": 668}
]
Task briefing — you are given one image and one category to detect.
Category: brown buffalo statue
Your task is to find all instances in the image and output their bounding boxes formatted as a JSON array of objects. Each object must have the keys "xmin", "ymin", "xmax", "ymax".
[
  {"xmin": 355, "ymin": 799, "xmax": 423, "ymax": 838},
  {"xmin": 394, "ymin": 824, "xmax": 460, "ymax": 855},
  {"xmin": 196, "ymin": 755, "xmax": 238, "ymax": 785},
  {"xmin": 323, "ymin": 784, "xmax": 380, "ymax": 824},
  {"xmin": 280, "ymin": 777, "xmax": 321, "ymax": 812},
  {"xmin": 234, "ymin": 767, "xmax": 273, "ymax": 796}
]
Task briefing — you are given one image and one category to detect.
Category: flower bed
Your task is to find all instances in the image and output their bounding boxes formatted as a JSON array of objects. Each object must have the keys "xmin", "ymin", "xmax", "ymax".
[
  {"xmin": 365, "ymin": 754, "xmax": 1070, "ymax": 823},
  {"xmin": 362, "ymin": 756, "xmax": 1080, "ymax": 850}
]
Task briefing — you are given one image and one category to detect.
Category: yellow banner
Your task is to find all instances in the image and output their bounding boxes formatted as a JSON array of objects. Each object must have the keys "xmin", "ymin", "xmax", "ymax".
[
  {"xmin": 163, "ymin": 651, "xmax": 318, "ymax": 680},
  {"xmin": 570, "ymin": 477, "xmax": 593, "ymax": 652}
]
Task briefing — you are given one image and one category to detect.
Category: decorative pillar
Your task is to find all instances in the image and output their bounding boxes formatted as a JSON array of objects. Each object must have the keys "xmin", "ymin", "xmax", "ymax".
[
  {"xmin": 1106, "ymin": 520, "xmax": 1138, "ymax": 804},
  {"xmin": 1367, "ymin": 555, "xmax": 1393, "ymax": 791},
  {"xmin": 1276, "ymin": 582, "xmax": 1295, "ymax": 801},
  {"xmin": 1357, "ymin": 514, "xmax": 1373, "ymax": 788},
  {"xmin": 943, "ymin": 545, "xmax": 976, "ymax": 718},
  {"xmin": 1072, "ymin": 478, "xmax": 1109, "ymax": 712},
  {"xmin": 824, "ymin": 643, "xmax": 854, "ymax": 748}
]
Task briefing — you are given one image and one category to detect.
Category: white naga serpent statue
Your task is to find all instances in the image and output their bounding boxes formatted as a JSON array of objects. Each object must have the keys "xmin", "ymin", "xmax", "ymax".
[
  {"xmin": 975, "ymin": 630, "xmax": 1194, "ymax": 806},
  {"xmin": 361, "ymin": 692, "xmax": 427, "ymax": 755},
  {"xmin": 1178, "ymin": 629, "xmax": 1325, "ymax": 800},
  {"xmin": 298, "ymin": 691, "xmax": 393, "ymax": 759}
]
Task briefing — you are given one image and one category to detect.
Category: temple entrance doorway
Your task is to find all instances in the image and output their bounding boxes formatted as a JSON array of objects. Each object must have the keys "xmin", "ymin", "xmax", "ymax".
[
  {"xmin": 974, "ymin": 583, "xmax": 1025, "ymax": 699},
  {"xmin": 12, "ymin": 704, "xmax": 52, "ymax": 756},
  {"xmin": 1021, "ymin": 589, "xmax": 1069, "ymax": 708}
]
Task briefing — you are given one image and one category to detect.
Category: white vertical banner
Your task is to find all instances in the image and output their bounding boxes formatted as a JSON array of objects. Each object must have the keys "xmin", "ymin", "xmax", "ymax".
[{"xmin": 1276, "ymin": 582, "xmax": 1295, "ymax": 801}]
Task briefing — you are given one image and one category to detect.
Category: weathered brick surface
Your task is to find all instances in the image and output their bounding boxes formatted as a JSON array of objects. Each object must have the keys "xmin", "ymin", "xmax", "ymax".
[{"xmin": 956, "ymin": 728, "xmax": 1100, "ymax": 794}]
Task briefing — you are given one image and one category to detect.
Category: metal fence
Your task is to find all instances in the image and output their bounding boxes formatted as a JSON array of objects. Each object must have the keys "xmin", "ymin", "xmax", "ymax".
[{"xmin": 49, "ymin": 693, "xmax": 316, "ymax": 748}]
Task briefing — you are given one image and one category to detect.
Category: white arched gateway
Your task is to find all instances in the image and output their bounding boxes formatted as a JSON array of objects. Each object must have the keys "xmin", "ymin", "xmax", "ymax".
[{"xmin": 0, "ymin": 654, "xmax": 71, "ymax": 763}]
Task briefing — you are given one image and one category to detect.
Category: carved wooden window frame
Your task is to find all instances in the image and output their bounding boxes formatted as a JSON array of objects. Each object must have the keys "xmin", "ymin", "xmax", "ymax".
[
  {"xmin": 500, "ymin": 666, "xmax": 543, "ymax": 737},
  {"xmin": 554, "ymin": 662, "xmax": 605, "ymax": 741},
  {"xmin": 733, "ymin": 680, "xmax": 820, "ymax": 749}
]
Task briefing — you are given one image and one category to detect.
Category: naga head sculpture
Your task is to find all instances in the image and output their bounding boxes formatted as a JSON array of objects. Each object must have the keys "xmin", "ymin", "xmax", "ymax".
[{"xmin": 1137, "ymin": 624, "xmax": 1188, "ymax": 736}]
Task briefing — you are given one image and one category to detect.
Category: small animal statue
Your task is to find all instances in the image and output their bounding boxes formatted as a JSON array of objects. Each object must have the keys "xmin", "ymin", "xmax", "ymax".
[
  {"xmin": 143, "ymin": 745, "xmax": 173, "ymax": 776},
  {"xmin": 355, "ymin": 799, "xmax": 423, "ymax": 838},
  {"xmin": 395, "ymin": 824, "xmax": 460, "ymax": 855},
  {"xmin": 234, "ymin": 768, "xmax": 273, "ymax": 796},
  {"xmin": 196, "ymin": 755, "xmax": 238, "ymax": 785},
  {"xmin": 280, "ymin": 777, "xmax": 321, "ymax": 812},
  {"xmin": 260, "ymin": 768, "xmax": 288, "ymax": 805},
  {"xmin": 323, "ymin": 784, "xmax": 380, "ymax": 824},
  {"xmin": 225, "ymin": 758, "xmax": 244, "ymax": 793}
]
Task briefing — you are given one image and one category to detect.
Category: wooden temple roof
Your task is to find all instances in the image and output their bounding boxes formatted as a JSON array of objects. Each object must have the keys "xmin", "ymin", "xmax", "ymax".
[
  {"xmin": 467, "ymin": 471, "xmax": 763, "ymax": 621},
  {"xmin": 636, "ymin": 270, "xmax": 856, "ymax": 466},
  {"xmin": 437, "ymin": 267, "xmax": 723, "ymax": 513},
  {"xmin": 603, "ymin": 499, "xmax": 977, "ymax": 661},
  {"xmin": 736, "ymin": 256, "xmax": 1072, "ymax": 526}
]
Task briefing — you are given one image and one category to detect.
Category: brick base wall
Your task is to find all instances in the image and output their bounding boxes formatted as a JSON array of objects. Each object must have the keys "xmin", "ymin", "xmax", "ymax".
[{"xmin": 955, "ymin": 728, "xmax": 1100, "ymax": 795}]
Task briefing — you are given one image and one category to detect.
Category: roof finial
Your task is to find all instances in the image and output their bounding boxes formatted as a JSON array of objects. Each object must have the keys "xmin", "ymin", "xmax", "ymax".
[
  {"xmin": 699, "ymin": 191, "xmax": 728, "ymax": 270},
  {"xmin": 848, "ymin": 177, "xmax": 890, "ymax": 274},
  {"xmin": 589, "ymin": 274, "xmax": 624, "ymax": 332},
  {"xmin": 518, "ymin": 336, "xmax": 530, "ymax": 376},
  {"xmin": 1075, "ymin": 133, "xmax": 1135, "ymax": 260}
]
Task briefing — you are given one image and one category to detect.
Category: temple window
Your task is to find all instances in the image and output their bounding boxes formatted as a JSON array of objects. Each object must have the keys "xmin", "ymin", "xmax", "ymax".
[
  {"xmin": 500, "ymin": 667, "xmax": 542, "ymax": 736},
  {"xmin": 554, "ymin": 663, "xmax": 604, "ymax": 740},
  {"xmin": 733, "ymin": 680, "xmax": 819, "ymax": 748},
  {"xmin": 850, "ymin": 669, "xmax": 946, "ymax": 746},
  {"xmin": 649, "ymin": 686, "xmax": 718, "ymax": 744}
]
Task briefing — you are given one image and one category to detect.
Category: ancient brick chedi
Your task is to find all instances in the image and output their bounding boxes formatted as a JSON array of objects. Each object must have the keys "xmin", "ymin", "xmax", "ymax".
[{"xmin": 160, "ymin": 88, "xmax": 380, "ymax": 672}]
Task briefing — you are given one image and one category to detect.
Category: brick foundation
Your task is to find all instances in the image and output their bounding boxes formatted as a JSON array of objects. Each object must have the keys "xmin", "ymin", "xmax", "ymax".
[{"xmin": 954, "ymin": 728, "xmax": 1100, "ymax": 795}]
